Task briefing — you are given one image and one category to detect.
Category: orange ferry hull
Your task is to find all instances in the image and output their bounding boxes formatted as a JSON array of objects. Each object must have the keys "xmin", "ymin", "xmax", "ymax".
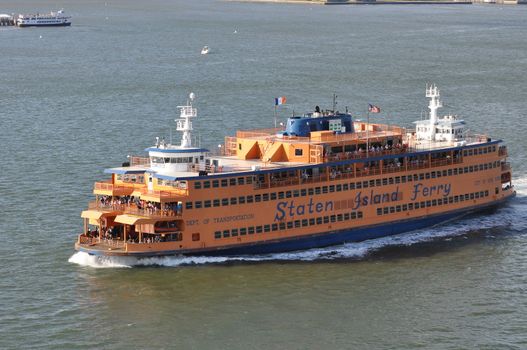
[{"xmin": 76, "ymin": 193, "xmax": 514, "ymax": 257}]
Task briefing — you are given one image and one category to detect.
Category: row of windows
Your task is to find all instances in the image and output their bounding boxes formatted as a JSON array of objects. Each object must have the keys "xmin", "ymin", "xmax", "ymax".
[
  {"xmin": 376, "ymin": 190, "xmax": 490, "ymax": 216},
  {"xmin": 214, "ymin": 211, "xmax": 364, "ymax": 239},
  {"xmin": 185, "ymin": 161, "xmax": 500, "ymax": 210},
  {"xmin": 116, "ymin": 174, "xmax": 144, "ymax": 184},
  {"xmin": 192, "ymin": 159, "xmax": 500, "ymax": 191},
  {"xmin": 463, "ymin": 145, "xmax": 496, "ymax": 157}
]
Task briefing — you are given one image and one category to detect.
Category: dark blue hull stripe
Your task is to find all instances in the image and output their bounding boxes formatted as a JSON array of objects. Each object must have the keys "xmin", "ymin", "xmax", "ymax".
[
  {"xmin": 18, "ymin": 23, "xmax": 71, "ymax": 27},
  {"xmin": 79, "ymin": 195, "xmax": 513, "ymax": 257}
]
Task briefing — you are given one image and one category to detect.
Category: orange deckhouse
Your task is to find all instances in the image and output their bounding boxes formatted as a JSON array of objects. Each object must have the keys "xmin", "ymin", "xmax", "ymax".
[{"xmin": 76, "ymin": 87, "xmax": 515, "ymax": 257}]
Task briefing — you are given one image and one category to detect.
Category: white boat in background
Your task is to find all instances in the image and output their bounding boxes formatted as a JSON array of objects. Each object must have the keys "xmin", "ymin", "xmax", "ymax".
[
  {"xmin": 201, "ymin": 46, "xmax": 209, "ymax": 55},
  {"xmin": 16, "ymin": 9, "xmax": 71, "ymax": 27}
]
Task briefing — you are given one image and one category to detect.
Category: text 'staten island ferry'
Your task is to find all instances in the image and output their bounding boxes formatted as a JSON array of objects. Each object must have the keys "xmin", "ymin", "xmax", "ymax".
[
  {"xmin": 75, "ymin": 86, "xmax": 515, "ymax": 257},
  {"xmin": 16, "ymin": 10, "xmax": 71, "ymax": 27}
]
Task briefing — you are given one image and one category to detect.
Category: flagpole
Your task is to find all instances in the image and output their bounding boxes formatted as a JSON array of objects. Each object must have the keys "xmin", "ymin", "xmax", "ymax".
[
  {"xmin": 366, "ymin": 106, "xmax": 370, "ymax": 158},
  {"xmin": 274, "ymin": 104, "xmax": 277, "ymax": 128}
]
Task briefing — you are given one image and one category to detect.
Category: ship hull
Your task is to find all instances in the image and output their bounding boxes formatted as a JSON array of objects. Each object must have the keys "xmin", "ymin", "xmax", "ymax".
[
  {"xmin": 77, "ymin": 193, "xmax": 514, "ymax": 258},
  {"xmin": 18, "ymin": 23, "xmax": 71, "ymax": 27}
]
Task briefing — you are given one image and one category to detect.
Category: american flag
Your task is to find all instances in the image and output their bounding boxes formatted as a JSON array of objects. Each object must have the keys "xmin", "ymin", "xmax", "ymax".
[{"xmin": 368, "ymin": 104, "xmax": 381, "ymax": 113}]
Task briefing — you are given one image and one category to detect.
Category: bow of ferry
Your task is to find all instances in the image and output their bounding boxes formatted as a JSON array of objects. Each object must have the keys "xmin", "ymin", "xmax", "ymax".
[{"xmin": 75, "ymin": 87, "xmax": 515, "ymax": 257}]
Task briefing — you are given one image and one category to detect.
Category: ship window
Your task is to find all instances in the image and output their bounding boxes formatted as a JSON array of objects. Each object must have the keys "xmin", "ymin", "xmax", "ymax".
[
  {"xmin": 212, "ymin": 180, "xmax": 219, "ymax": 188},
  {"xmin": 308, "ymin": 188, "xmax": 314, "ymax": 196},
  {"xmin": 309, "ymin": 218, "xmax": 316, "ymax": 225},
  {"xmin": 315, "ymin": 187, "xmax": 321, "ymax": 195},
  {"xmin": 323, "ymin": 216, "xmax": 329, "ymax": 224},
  {"xmin": 294, "ymin": 220, "xmax": 301, "ymax": 228},
  {"xmin": 351, "ymin": 212, "xmax": 357, "ymax": 219},
  {"xmin": 246, "ymin": 195, "xmax": 253, "ymax": 203},
  {"xmin": 195, "ymin": 201, "xmax": 202, "ymax": 209},
  {"xmin": 432, "ymin": 200, "xmax": 437, "ymax": 206},
  {"xmin": 222, "ymin": 198, "xmax": 229, "ymax": 206},
  {"xmin": 203, "ymin": 181, "xmax": 210, "ymax": 189},
  {"xmin": 230, "ymin": 178, "xmax": 236, "ymax": 186},
  {"xmin": 389, "ymin": 178, "xmax": 394, "ymax": 185},
  {"xmin": 238, "ymin": 196, "xmax": 245, "ymax": 204},
  {"xmin": 329, "ymin": 186, "xmax": 335, "ymax": 193},
  {"xmin": 272, "ymin": 224, "xmax": 278, "ymax": 231},
  {"xmin": 475, "ymin": 192, "xmax": 480, "ymax": 199},
  {"xmin": 287, "ymin": 222, "xmax": 293, "ymax": 229},
  {"xmin": 231, "ymin": 229, "xmax": 238, "ymax": 237},
  {"xmin": 223, "ymin": 230, "xmax": 230, "ymax": 238},
  {"xmin": 395, "ymin": 177, "xmax": 401, "ymax": 184},
  {"xmin": 396, "ymin": 206, "xmax": 401, "ymax": 212},
  {"xmin": 336, "ymin": 185, "xmax": 342, "ymax": 192},
  {"xmin": 278, "ymin": 192, "xmax": 285, "ymax": 199},
  {"xmin": 214, "ymin": 231, "xmax": 221, "ymax": 239},
  {"xmin": 192, "ymin": 233, "xmax": 200, "ymax": 241},
  {"xmin": 322, "ymin": 186, "xmax": 328, "ymax": 194},
  {"xmin": 377, "ymin": 208, "xmax": 382, "ymax": 215},
  {"xmin": 343, "ymin": 184, "xmax": 349, "ymax": 191},
  {"xmin": 301, "ymin": 189, "xmax": 307, "ymax": 196},
  {"xmin": 271, "ymin": 193, "xmax": 277, "ymax": 200},
  {"xmin": 221, "ymin": 179, "xmax": 228, "ymax": 187},
  {"xmin": 279, "ymin": 222, "xmax": 286, "ymax": 230},
  {"xmin": 330, "ymin": 215, "xmax": 336, "ymax": 223},
  {"xmin": 230, "ymin": 197, "xmax": 237, "ymax": 205},
  {"xmin": 213, "ymin": 199, "xmax": 220, "ymax": 207},
  {"xmin": 469, "ymin": 166, "xmax": 473, "ymax": 172},
  {"xmin": 293, "ymin": 190, "xmax": 300, "ymax": 197},
  {"xmin": 470, "ymin": 193, "xmax": 475, "ymax": 200},
  {"xmin": 246, "ymin": 177, "xmax": 252, "ymax": 184},
  {"xmin": 382, "ymin": 179, "xmax": 387, "ymax": 186},
  {"xmin": 186, "ymin": 202, "xmax": 193, "ymax": 210},
  {"xmin": 425, "ymin": 173, "xmax": 430, "ymax": 179},
  {"xmin": 240, "ymin": 228, "xmax": 247, "ymax": 236},
  {"xmin": 255, "ymin": 195, "xmax": 261, "ymax": 202},
  {"xmin": 358, "ymin": 212, "xmax": 363, "ymax": 219},
  {"xmin": 237, "ymin": 177, "xmax": 245, "ymax": 185},
  {"xmin": 431, "ymin": 172, "xmax": 436, "ymax": 179},
  {"xmin": 295, "ymin": 149, "xmax": 303, "ymax": 156},
  {"xmin": 204, "ymin": 200, "xmax": 211, "ymax": 208},
  {"xmin": 438, "ymin": 198, "xmax": 443, "ymax": 205},
  {"xmin": 402, "ymin": 204, "xmax": 408, "ymax": 211},
  {"xmin": 408, "ymin": 203, "xmax": 414, "ymax": 210},
  {"xmin": 316, "ymin": 217, "xmax": 322, "ymax": 225},
  {"xmin": 383, "ymin": 207, "xmax": 389, "ymax": 214},
  {"xmin": 362, "ymin": 181, "xmax": 368, "ymax": 189},
  {"xmin": 350, "ymin": 183, "xmax": 356, "ymax": 190},
  {"xmin": 263, "ymin": 193, "xmax": 269, "ymax": 201},
  {"xmin": 194, "ymin": 182, "xmax": 202, "ymax": 189},
  {"xmin": 415, "ymin": 202, "xmax": 420, "ymax": 209}
]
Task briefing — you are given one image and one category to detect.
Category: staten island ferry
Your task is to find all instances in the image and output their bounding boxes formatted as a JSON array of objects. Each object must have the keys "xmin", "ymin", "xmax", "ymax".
[{"xmin": 75, "ymin": 86, "xmax": 515, "ymax": 257}]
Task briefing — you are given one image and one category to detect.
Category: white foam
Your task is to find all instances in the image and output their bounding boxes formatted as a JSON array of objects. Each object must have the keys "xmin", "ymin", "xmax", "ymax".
[{"xmin": 69, "ymin": 174, "xmax": 527, "ymax": 268}]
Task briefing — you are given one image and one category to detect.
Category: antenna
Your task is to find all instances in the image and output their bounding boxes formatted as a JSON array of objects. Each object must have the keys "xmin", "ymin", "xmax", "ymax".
[{"xmin": 332, "ymin": 93, "xmax": 337, "ymax": 112}]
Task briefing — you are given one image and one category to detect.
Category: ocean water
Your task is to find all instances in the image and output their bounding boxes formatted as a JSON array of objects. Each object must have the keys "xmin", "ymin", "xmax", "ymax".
[{"xmin": 1, "ymin": 1, "xmax": 526, "ymax": 349}]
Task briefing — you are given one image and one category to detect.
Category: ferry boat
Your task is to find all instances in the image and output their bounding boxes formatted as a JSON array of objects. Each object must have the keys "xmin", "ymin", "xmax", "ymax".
[
  {"xmin": 75, "ymin": 86, "xmax": 515, "ymax": 257},
  {"xmin": 16, "ymin": 10, "xmax": 71, "ymax": 27},
  {"xmin": 201, "ymin": 46, "xmax": 210, "ymax": 55}
]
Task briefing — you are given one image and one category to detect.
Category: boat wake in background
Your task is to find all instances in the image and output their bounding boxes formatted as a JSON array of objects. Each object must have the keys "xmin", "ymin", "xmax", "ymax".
[{"xmin": 69, "ymin": 175, "xmax": 527, "ymax": 268}]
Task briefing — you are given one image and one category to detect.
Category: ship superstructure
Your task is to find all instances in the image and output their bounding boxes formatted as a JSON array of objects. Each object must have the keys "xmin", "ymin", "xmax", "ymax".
[{"xmin": 76, "ymin": 87, "xmax": 515, "ymax": 257}]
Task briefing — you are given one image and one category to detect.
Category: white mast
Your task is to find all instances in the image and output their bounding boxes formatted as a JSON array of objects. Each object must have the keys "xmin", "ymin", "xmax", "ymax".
[
  {"xmin": 176, "ymin": 92, "xmax": 197, "ymax": 148},
  {"xmin": 426, "ymin": 84, "xmax": 442, "ymax": 140}
]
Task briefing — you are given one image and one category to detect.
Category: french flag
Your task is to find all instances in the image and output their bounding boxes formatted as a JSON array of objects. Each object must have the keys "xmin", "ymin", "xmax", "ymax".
[
  {"xmin": 368, "ymin": 104, "xmax": 381, "ymax": 113},
  {"xmin": 275, "ymin": 96, "xmax": 287, "ymax": 106}
]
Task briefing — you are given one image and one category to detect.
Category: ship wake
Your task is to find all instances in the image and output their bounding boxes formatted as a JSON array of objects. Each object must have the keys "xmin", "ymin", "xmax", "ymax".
[{"xmin": 69, "ymin": 175, "xmax": 527, "ymax": 268}]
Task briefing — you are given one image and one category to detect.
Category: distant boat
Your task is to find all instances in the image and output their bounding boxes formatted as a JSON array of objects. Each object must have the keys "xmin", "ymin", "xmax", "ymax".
[
  {"xmin": 201, "ymin": 46, "xmax": 209, "ymax": 55},
  {"xmin": 16, "ymin": 9, "xmax": 71, "ymax": 27}
]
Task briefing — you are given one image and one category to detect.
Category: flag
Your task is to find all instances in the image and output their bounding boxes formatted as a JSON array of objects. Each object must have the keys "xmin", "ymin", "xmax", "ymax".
[
  {"xmin": 368, "ymin": 104, "xmax": 381, "ymax": 113},
  {"xmin": 275, "ymin": 96, "xmax": 287, "ymax": 106}
]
